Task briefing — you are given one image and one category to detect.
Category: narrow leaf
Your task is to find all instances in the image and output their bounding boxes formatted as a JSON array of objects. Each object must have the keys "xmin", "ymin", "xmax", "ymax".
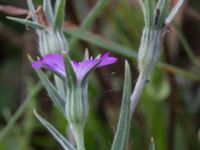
[
  {"xmin": 0, "ymin": 5, "xmax": 29, "ymax": 15},
  {"xmin": 64, "ymin": 27, "xmax": 137, "ymax": 58},
  {"xmin": 7, "ymin": 16, "xmax": 45, "ymax": 30},
  {"xmin": 27, "ymin": 0, "xmax": 37, "ymax": 22},
  {"xmin": 144, "ymin": 0, "xmax": 154, "ymax": 27},
  {"xmin": 139, "ymin": 0, "xmax": 146, "ymax": 17},
  {"xmin": 111, "ymin": 61, "xmax": 132, "ymax": 150},
  {"xmin": 35, "ymin": 68, "xmax": 66, "ymax": 116},
  {"xmin": 34, "ymin": 110, "xmax": 76, "ymax": 150},
  {"xmin": 155, "ymin": 0, "xmax": 169, "ymax": 28},
  {"xmin": 165, "ymin": 0, "xmax": 184, "ymax": 24},
  {"xmin": 43, "ymin": 0, "xmax": 54, "ymax": 24},
  {"xmin": 64, "ymin": 55, "xmax": 77, "ymax": 89},
  {"xmin": 54, "ymin": 0, "xmax": 66, "ymax": 29}
]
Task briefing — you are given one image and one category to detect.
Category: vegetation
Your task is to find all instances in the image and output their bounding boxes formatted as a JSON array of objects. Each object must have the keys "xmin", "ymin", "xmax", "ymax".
[{"xmin": 0, "ymin": 0, "xmax": 199, "ymax": 150}]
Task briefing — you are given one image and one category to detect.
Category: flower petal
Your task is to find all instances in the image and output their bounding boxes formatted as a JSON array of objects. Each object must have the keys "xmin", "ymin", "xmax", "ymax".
[
  {"xmin": 32, "ymin": 53, "xmax": 66, "ymax": 77},
  {"xmin": 98, "ymin": 52, "xmax": 117, "ymax": 67},
  {"xmin": 32, "ymin": 60, "xmax": 43, "ymax": 68},
  {"xmin": 76, "ymin": 59, "xmax": 101, "ymax": 81},
  {"xmin": 32, "ymin": 52, "xmax": 117, "ymax": 82}
]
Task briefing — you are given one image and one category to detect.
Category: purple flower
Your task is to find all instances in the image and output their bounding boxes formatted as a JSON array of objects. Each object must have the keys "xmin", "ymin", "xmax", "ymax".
[{"xmin": 32, "ymin": 52, "xmax": 117, "ymax": 82}]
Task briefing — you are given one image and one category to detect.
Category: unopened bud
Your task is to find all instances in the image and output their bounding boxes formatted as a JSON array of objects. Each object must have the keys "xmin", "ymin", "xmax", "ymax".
[
  {"xmin": 39, "ymin": 29, "xmax": 68, "ymax": 56},
  {"xmin": 65, "ymin": 85, "xmax": 89, "ymax": 125},
  {"xmin": 138, "ymin": 28, "xmax": 162, "ymax": 76}
]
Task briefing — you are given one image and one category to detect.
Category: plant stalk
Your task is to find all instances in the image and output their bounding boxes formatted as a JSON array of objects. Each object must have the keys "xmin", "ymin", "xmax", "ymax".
[
  {"xmin": 130, "ymin": 73, "xmax": 147, "ymax": 114},
  {"xmin": 72, "ymin": 124, "xmax": 85, "ymax": 150}
]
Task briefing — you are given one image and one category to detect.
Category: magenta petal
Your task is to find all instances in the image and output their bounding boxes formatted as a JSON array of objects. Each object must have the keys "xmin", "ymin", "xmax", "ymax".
[
  {"xmin": 32, "ymin": 52, "xmax": 117, "ymax": 82},
  {"xmin": 98, "ymin": 53, "xmax": 117, "ymax": 67},
  {"xmin": 32, "ymin": 60, "xmax": 43, "ymax": 68},
  {"xmin": 100, "ymin": 52, "xmax": 110, "ymax": 59},
  {"xmin": 32, "ymin": 53, "xmax": 66, "ymax": 77},
  {"xmin": 76, "ymin": 59, "xmax": 101, "ymax": 81}
]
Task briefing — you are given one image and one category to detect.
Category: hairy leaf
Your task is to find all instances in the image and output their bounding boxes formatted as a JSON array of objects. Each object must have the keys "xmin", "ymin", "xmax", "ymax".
[
  {"xmin": 54, "ymin": 0, "xmax": 66, "ymax": 29},
  {"xmin": 34, "ymin": 68, "xmax": 66, "ymax": 115},
  {"xmin": 34, "ymin": 110, "xmax": 75, "ymax": 150},
  {"xmin": 43, "ymin": 0, "xmax": 54, "ymax": 24},
  {"xmin": 7, "ymin": 17, "xmax": 45, "ymax": 30},
  {"xmin": 111, "ymin": 61, "xmax": 132, "ymax": 150}
]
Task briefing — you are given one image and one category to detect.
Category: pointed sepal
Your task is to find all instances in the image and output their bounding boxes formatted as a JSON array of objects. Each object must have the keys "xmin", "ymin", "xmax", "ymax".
[
  {"xmin": 63, "ymin": 54, "xmax": 77, "ymax": 89},
  {"xmin": 43, "ymin": 0, "xmax": 54, "ymax": 25},
  {"xmin": 54, "ymin": 0, "xmax": 66, "ymax": 30}
]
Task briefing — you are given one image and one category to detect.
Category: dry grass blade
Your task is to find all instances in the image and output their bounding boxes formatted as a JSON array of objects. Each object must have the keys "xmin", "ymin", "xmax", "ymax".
[{"xmin": 0, "ymin": 5, "xmax": 28, "ymax": 15}]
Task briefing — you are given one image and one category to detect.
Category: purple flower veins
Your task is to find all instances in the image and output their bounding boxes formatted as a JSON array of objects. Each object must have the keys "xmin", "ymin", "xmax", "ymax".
[{"xmin": 32, "ymin": 52, "xmax": 117, "ymax": 82}]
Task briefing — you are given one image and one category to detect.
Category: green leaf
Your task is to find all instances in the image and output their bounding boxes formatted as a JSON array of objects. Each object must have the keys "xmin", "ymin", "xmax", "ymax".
[
  {"xmin": 54, "ymin": 0, "xmax": 66, "ymax": 29},
  {"xmin": 63, "ymin": 55, "xmax": 77, "ymax": 89},
  {"xmin": 111, "ymin": 61, "xmax": 132, "ymax": 150},
  {"xmin": 155, "ymin": 0, "xmax": 169, "ymax": 28},
  {"xmin": 34, "ymin": 110, "xmax": 76, "ymax": 150},
  {"xmin": 165, "ymin": 0, "xmax": 184, "ymax": 24},
  {"xmin": 43, "ymin": 0, "xmax": 54, "ymax": 24},
  {"xmin": 139, "ymin": 0, "xmax": 146, "ymax": 17},
  {"xmin": 27, "ymin": 0, "xmax": 37, "ymax": 22},
  {"xmin": 34, "ymin": 68, "xmax": 66, "ymax": 116},
  {"xmin": 7, "ymin": 17, "xmax": 45, "ymax": 30},
  {"xmin": 144, "ymin": 0, "xmax": 154, "ymax": 28},
  {"xmin": 64, "ymin": 28, "xmax": 137, "ymax": 58}
]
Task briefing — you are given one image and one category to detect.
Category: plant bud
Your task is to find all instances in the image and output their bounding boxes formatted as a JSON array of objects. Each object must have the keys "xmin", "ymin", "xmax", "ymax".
[{"xmin": 65, "ymin": 85, "xmax": 89, "ymax": 125}]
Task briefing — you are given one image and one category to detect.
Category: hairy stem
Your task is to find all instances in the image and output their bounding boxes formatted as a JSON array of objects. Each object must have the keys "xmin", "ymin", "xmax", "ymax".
[
  {"xmin": 130, "ymin": 73, "xmax": 148, "ymax": 115},
  {"xmin": 72, "ymin": 124, "xmax": 85, "ymax": 150}
]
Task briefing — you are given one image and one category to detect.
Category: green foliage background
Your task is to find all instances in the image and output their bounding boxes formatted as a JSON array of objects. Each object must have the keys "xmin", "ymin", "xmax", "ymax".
[{"xmin": 0, "ymin": 0, "xmax": 200, "ymax": 150}]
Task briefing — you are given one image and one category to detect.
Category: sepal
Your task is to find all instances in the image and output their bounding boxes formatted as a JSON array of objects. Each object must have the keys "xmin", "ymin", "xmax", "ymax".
[
  {"xmin": 64, "ymin": 54, "xmax": 77, "ymax": 89},
  {"xmin": 65, "ymin": 85, "xmax": 89, "ymax": 125},
  {"xmin": 54, "ymin": 0, "xmax": 66, "ymax": 30},
  {"xmin": 44, "ymin": 0, "xmax": 54, "ymax": 25}
]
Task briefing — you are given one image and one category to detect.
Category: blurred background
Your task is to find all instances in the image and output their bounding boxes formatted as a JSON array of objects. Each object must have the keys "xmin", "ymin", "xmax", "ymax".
[{"xmin": 0, "ymin": 0, "xmax": 200, "ymax": 150}]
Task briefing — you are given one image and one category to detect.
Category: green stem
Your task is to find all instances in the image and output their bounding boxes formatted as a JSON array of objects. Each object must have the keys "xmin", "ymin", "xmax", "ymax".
[
  {"xmin": 73, "ymin": 124, "xmax": 85, "ymax": 150},
  {"xmin": 130, "ymin": 73, "xmax": 147, "ymax": 114}
]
